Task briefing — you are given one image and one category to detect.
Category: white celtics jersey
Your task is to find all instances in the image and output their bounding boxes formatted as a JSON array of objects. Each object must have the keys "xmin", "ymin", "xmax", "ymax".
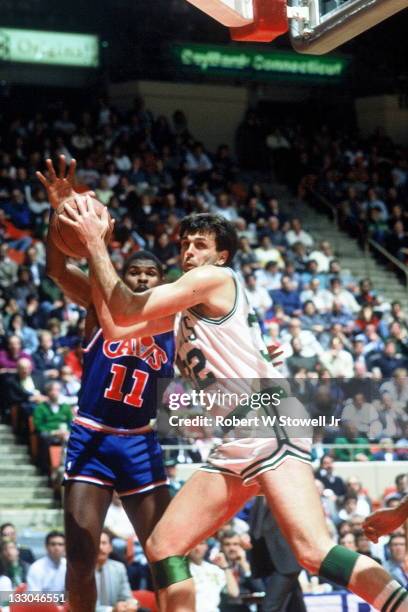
[{"xmin": 175, "ymin": 268, "xmax": 283, "ymax": 384}]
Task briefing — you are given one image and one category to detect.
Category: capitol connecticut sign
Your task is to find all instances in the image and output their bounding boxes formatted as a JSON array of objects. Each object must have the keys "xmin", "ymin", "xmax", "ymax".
[
  {"xmin": 0, "ymin": 28, "xmax": 99, "ymax": 68},
  {"xmin": 172, "ymin": 42, "xmax": 348, "ymax": 81}
]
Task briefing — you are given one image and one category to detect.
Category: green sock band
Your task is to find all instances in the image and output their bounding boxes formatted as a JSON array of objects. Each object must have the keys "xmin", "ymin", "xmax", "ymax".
[
  {"xmin": 319, "ymin": 545, "xmax": 359, "ymax": 587},
  {"xmin": 151, "ymin": 555, "xmax": 191, "ymax": 589}
]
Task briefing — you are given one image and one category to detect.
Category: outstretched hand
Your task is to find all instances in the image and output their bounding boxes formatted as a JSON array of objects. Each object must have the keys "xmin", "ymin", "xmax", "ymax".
[
  {"xmin": 36, "ymin": 155, "xmax": 78, "ymax": 209},
  {"xmin": 363, "ymin": 507, "xmax": 403, "ymax": 543},
  {"xmin": 59, "ymin": 195, "xmax": 112, "ymax": 251}
]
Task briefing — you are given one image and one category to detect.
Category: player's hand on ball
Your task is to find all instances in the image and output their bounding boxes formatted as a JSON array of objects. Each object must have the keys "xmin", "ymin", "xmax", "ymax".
[
  {"xmin": 60, "ymin": 194, "xmax": 111, "ymax": 249},
  {"xmin": 36, "ymin": 155, "xmax": 79, "ymax": 209},
  {"xmin": 363, "ymin": 507, "xmax": 402, "ymax": 543}
]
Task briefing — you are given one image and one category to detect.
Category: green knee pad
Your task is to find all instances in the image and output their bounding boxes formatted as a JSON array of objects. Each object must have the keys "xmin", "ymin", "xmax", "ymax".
[
  {"xmin": 319, "ymin": 545, "xmax": 359, "ymax": 587},
  {"xmin": 151, "ymin": 556, "xmax": 192, "ymax": 589}
]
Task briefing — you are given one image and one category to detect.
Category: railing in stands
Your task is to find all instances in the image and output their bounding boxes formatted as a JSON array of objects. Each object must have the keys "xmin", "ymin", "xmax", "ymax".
[{"xmin": 309, "ymin": 188, "xmax": 408, "ymax": 293}]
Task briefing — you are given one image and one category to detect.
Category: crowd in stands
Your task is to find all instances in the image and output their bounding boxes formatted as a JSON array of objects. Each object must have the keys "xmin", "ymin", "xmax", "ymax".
[
  {"xmin": 0, "ymin": 98, "xmax": 408, "ymax": 608},
  {"xmin": 0, "ymin": 100, "xmax": 408, "ymax": 460},
  {"xmin": 281, "ymin": 123, "xmax": 408, "ymax": 265}
]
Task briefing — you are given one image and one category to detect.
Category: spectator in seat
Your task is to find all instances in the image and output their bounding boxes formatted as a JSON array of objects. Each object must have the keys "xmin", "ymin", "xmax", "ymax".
[
  {"xmin": 188, "ymin": 541, "xmax": 239, "ymax": 612},
  {"xmin": 3, "ymin": 356, "xmax": 46, "ymax": 419},
  {"xmin": 32, "ymin": 330, "xmax": 63, "ymax": 379},
  {"xmin": 315, "ymin": 455, "xmax": 347, "ymax": 499},
  {"xmin": 339, "ymin": 532, "xmax": 357, "ymax": 551},
  {"xmin": 341, "ymin": 392, "xmax": 380, "ymax": 438},
  {"xmin": 385, "ymin": 221, "xmax": 408, "ymax": 262},
  {"xmin": 0, "ymin": 540, "xmax": 29, "ymax": 588},
  {"xmin": 0, "ymin": 523, "xmax": 35, "ymax": 564},
  {"xmin": 58, "ymin": 365, "xmax": 80, "ymax": 406},
  {"xmin": 385, "ymin": 535, "xmax": 408, "ymax": 587},
  {"xmin": 299, "ymin": 301, "xmax": 326, "ymax": 336},
  {"xmin": 25, "ymin": 245, "xmax": 45, "ymax": 287},
  {"xmin": 244, "ymin": 273, "xmax": 272, "ymax": 320},
  {"xmin": 0, "ymin": 243, "xmax": 18, "ymax": 288},
  {"xmin": 26, "ymin": 531, "xmax": 66, "ymax": 592},
  {"xmin": 95, "ymin": 529, "xmax": 138, "ymax": 611},
  {"xmin": 0, "ymin": 561, "xmax": 12, "ymax": 603},
  {"xmin": 333, "ymin": 424, "xmax": 371, "ymax": 462},
  {"xmin": 300, "ymin": 278, "xmax": 332, "ymax": 313},
  {"xmin": 8, "ymin": 313, "xmax": 39, "ymax": 355},
  {"xmin": 319, "ymin": 337, "xmax": 354, "ymax": 378},
  {"xmin": 308, "ymin": 240, "xmax": 334, "ymax": 273},
  {"xmin": 355, "ymin": 531, "xmax": 383, "ymax": 565},
  {"xmin": 327, "ymin": 277, "xmax": 360, "ymax": 314},
  {"xmin": 255, "ymin": 260, "xmax": 282, "ymax": 292},
  {"xmin": 0, "ymin": 335, "xmax": 33, "ymax": 373},
  {"xmin": 285, "ymin": 218, "xmax": 314, "ymax": 249},
  {"xmin": 283, "ymin": 318, "xmax": 323, "ymax": 359},
  {"xmin": 218, "ymin": 530, "xmax": 263, "ymax": 611},
  {"xmin": 338, "ymin": 494, "xmax": 360, "ymax": 521},
  {"xmin": 104, "ymin": 492, "xmax": 136, "ymax": 558},
  {"xmin": 260, "ymin": 216, "xmax": 286, "ymax": 252},
  {"xmin": 375, "ymin": 340, "xmax": 407, "ymax": 378},
  {"xmin": 286, "ymin": 338, "xmax": 319, "ymax": 375},
  {"xmin": 354, "ymin": 305, "xmax": 380, "ymax": 333},
  {"xmin": 345, "ymin": 477, "xmax": 372, "ymax": 517},
  {"xmin": 254, "ymin": 236, "xmax": 284, "ymax": 269},
  {"xmin": 270, "ymin": 276, "xmax": 302, "ymax": 316},
  {"xmin": 33, "ymin": 381, "xmax": 72, "ymax": 471},
  {"xmin": 12, "ymin": 266, "xmax": 38, "ymax": 309}
]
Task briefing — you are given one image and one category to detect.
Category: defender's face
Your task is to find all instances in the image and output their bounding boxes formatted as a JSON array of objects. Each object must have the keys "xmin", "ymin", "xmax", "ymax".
[
  {"xmin": 123, "ymin": 260, "xmax": 162, "ymax": 293},
  {"xmin": 180, "ymin": 232, "xmax": 227, "ymax": 272}
]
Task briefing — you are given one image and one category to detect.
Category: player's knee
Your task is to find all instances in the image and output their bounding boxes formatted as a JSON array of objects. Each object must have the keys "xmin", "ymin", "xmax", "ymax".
[{"xmin": 145, "ymin": 531, "xmax": 186, "ymax": 563}]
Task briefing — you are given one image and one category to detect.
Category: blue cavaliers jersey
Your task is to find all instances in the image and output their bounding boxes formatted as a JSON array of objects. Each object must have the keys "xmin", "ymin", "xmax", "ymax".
[{"xmin": 78, "ymin": 329, "xmax": 174, "ymax": 430}]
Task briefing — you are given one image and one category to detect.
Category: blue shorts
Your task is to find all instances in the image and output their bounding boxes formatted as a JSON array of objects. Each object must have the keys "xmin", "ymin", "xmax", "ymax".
[{"xmin": 64, "ymin": 422, "xmax": 168, "ymax": 497}]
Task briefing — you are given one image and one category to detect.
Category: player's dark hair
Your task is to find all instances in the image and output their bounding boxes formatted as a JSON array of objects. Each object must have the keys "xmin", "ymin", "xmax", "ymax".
[
  {"xmin": 45, "ymin": 530, "xmax": 65, "ymax": 546},
  {"xmin": 0, "ymin": 523, "xmax": 14, "ymax": 535},
  {"xmin": 179, "ymin": 213, "xmax": 238, "ymax": 266},
  {"xmin": 122, "ymin": 250, "xmax": 164, "ymax": 278}
]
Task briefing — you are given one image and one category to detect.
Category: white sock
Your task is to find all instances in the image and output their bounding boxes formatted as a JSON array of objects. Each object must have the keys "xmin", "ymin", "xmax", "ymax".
[{"xmin": 372, "ymin": 580, "xmax": 408, "ymax": 611}]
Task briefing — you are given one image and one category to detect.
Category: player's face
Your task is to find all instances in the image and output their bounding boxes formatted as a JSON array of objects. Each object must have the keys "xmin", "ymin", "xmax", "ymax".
[
  {"xmin": 180, "ymin": 232, "xmax": 228, "ymax": 272},
  {"xmin": 123, "ymin": 260, "xmax": 162, "ymax": 293}
]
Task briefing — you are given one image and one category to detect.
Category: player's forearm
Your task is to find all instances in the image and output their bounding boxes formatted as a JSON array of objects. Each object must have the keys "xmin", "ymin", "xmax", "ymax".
[{"xmin": 46, "ymin": 217, "xmax": 68, "ymax": 280}]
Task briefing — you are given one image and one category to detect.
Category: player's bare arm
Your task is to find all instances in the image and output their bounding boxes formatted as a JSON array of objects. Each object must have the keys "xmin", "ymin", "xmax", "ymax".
[
  {"xmin": 60, "ymin": 195, "xmax": 235, "ymax": 325},
  {"xmin": 40, "ymin": 156, "xmax": 93, "ymax": 308},
  {"xmin": 363, "ymin": 496, "xmax": 408, "ymax": 543},
  {"xmin": 91, "ymin": 281, "xmax": 175, "ymax": 340}
]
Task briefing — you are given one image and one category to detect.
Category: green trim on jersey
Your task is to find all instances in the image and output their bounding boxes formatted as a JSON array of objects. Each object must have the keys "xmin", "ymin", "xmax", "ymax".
[
  {"xmin": 242, "ymin": 446, "xmax": 312, "ymax": 481},
  {"xmin": 188, "ymin": 270, "xmax": 239, "ymax": 325}
]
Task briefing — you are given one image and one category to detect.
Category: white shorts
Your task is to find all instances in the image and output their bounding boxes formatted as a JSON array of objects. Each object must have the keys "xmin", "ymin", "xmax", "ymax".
[{"xmin": 200, "ymin": 437, "xmax": 312, "ymax": 485}]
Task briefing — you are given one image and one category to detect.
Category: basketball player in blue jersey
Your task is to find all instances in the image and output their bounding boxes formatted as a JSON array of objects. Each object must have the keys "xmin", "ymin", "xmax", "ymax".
[
  {"xmin": 38, "ymin": 158, "xmax": 175, "ymax": 612},
  {"xmin": 61, "ymin": 193, "xmax": 408, "ymax": 612}
]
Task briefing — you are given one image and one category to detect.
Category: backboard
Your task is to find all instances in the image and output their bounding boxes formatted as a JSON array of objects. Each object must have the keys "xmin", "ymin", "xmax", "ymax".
[{"xmin": 186, "ymin": 0, "xmax": 407, "ymax": 53}]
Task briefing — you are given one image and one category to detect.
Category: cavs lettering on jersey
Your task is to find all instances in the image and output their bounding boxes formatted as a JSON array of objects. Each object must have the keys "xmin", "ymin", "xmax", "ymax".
[
  {"xmin": 78, "ymin": 329, "xmax": 174, "ymax": 430},
  {"xmin": 175, "ymin": 268, "xmax": 282, "ymax": 384}
]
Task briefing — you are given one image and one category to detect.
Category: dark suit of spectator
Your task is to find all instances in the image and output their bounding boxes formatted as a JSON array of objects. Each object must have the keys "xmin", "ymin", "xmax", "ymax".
[{"xmin": 249, "ymin": 497, "xmax": 306, "ymax": 612}]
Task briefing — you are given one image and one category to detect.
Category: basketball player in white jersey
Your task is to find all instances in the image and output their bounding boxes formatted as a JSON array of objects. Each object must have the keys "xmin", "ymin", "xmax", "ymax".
[{"xmin": 61, "ymin": 197, "xmax": 408, "ymax": 612}]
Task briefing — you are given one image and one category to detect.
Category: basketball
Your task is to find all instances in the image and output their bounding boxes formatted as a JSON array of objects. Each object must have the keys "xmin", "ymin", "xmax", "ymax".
[{"xmin": 51, "ymin": 196, "xmax": 112, "ymax": 259}]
